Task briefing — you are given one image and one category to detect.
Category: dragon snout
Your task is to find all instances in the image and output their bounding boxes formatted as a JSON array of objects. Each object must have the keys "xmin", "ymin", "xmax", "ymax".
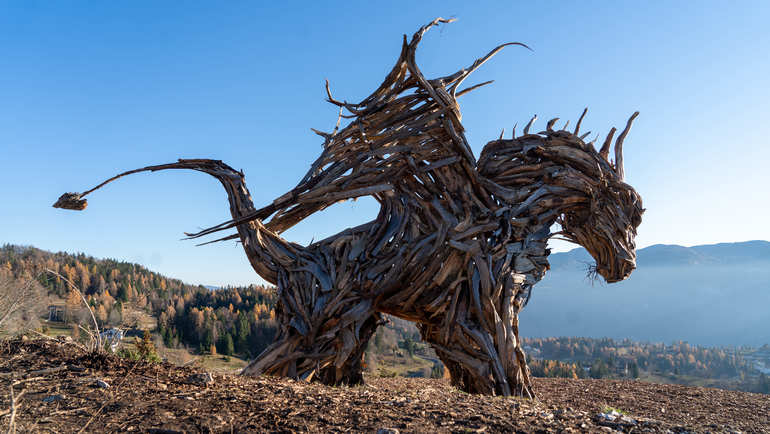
[{"xmin": 596, "ymin": 251, "xmax": 636, "ymax": 283}]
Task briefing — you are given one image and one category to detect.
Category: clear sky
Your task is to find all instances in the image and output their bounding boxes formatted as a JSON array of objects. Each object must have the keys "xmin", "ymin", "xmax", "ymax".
[{"xmin": 1, "ymin": 1, "xmax": 768, "ymax": 286}]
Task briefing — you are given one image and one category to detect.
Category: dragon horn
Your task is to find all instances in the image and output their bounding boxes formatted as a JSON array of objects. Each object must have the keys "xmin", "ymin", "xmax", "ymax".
[
  {"xmin": 574, "ymin": 107, "xmax": 588, "ymax": 135},
  {"xmin": 523, "ymin": 114, "xmax": 537, "ymax": 134},
  {"xmin": 614, "ymin": 111, "xmax": 640, "ymax": 180},
  {"xmin": 599, "ymin": 127, "xmax": 616, "ymax": 161}
]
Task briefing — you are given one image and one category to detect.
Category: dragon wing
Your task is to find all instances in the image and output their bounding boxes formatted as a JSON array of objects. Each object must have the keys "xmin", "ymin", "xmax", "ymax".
[{"xmin": 187, "ymin": 18, "xmax": 528, "ymax": 242}]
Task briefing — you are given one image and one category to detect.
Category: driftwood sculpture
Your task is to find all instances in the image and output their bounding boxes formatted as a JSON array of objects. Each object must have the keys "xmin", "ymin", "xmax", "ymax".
[{"xmin": 54, "ymin": 18, "xmax": 644, "ymax": 398}]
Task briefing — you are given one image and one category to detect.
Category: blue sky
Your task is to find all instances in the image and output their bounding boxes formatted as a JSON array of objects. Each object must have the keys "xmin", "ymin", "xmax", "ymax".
[{"xmin": 1, "ymin": 1, "xmax": 768, "ymax": 286}]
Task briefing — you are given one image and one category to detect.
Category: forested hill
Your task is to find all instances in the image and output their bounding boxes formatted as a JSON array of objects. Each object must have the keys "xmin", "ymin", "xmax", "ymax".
[
  {"xmin": 2, "ymin": 244, "xmax": 210, "ymax": 303},
  {"xmin": 0, "ymin": 244, "xmax": 278, "ymax": 357}
]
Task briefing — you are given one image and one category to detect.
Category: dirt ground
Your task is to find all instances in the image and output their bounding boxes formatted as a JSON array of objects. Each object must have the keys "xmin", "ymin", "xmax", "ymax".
[{"xmin": 1, "ymin": 338, "xmax": 768, "ymax": 433}]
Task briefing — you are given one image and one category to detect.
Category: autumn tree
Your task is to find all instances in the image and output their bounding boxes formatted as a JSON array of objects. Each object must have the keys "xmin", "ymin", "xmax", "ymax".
[{"xmin": 0, "ymin": 276, "xmax": 45, "ymax": 333}]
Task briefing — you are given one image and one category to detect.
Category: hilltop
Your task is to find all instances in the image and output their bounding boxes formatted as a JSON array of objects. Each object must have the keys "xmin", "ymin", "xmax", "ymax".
[{"xmin": 2, "ymin": 338, "xmax": 769, "ymax": 433}]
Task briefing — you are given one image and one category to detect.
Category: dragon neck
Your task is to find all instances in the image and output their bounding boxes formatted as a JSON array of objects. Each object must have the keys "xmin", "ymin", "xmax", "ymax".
[{"xmin": 479, "ymin": 144, "xmax": 596, "ymax": 309}]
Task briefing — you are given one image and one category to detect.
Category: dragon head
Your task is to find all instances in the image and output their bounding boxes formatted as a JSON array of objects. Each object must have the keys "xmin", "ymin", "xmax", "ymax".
[
  {"xmin": 479, "ymin": 110, "xmax": 644, "ymax": 283},
  {"xmin": 558, "ymin": 173, "xmax": 644, "ymax": 283}
]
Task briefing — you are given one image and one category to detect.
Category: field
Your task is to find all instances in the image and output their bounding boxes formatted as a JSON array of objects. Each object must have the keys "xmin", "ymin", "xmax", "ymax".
[{"xmin": 371, "ymin": 347, "xmax": 438, "ymax": 378}]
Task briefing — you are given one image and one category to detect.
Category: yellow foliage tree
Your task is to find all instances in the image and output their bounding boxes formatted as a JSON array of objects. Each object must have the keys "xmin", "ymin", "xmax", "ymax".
[{"xmin": 96, "ymin": 304, "xmax": 108, "ymax": 324}]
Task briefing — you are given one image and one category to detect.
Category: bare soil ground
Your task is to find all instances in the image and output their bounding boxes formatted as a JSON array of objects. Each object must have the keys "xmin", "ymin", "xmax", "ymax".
[{"xmin": 1, "ymin": 338, "xmax": 768, "ymax": 433}]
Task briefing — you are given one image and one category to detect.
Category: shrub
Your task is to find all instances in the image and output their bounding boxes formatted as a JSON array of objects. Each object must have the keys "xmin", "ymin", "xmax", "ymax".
[
  {"xmin": 378, "ymin": 367, "xmax": 397, "ymax": 378},
  {"xmin": 119, "ymin": 330, "xmax": 161, "ymax": 362}
]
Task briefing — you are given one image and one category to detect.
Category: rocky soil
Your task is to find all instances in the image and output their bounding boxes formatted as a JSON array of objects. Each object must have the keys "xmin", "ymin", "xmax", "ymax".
[{"xmin": 1, "ymin": 338, "xmax": 768, "ymax": 433}]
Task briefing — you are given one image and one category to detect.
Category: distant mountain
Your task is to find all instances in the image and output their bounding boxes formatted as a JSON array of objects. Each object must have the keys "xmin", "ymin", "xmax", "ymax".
[
  {"xmin": 548, "ymin": 240, "xmax": 770, "ymax": 270},
  {"xmin": 521, "ymin": 241, "xmax": 770, "ymax": 347},
  {"xmin": 690, "ymin": 240, "xmax": 770, "ymax": 264}
]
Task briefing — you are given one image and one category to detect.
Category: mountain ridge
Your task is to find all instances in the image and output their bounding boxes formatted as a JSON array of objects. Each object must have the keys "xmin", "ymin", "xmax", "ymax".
[
  {"xmin": 549, "ymin": 240, "xmax": 770, "ymax": 270},
  {"xmin": 523, "ymin": 240, "xmax": 770, "ymax": 347}
]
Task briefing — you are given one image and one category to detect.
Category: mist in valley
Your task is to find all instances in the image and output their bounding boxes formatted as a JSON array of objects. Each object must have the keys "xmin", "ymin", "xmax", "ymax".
[{"xmin": 521, "ymin": 241, "xmax": 770, "ymax": 347}]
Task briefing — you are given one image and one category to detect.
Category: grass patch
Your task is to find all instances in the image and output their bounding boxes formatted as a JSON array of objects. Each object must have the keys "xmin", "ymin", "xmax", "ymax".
[
  {"xmin": 197, "ymin": 353, "xmax": 249, "ymax": 372},
  {"xmin": 374, "ymin": 352, "xmax": 435, "ymax": 377},
  {"xmin": 601, "ymin": 405, "xmax": 627, "ymax": 415}
]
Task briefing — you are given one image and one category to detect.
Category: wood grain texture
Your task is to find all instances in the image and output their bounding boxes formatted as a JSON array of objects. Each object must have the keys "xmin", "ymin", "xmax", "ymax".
[{"xmin": 54, "ymin": 18, "xmax": 644, "ymax": 397}]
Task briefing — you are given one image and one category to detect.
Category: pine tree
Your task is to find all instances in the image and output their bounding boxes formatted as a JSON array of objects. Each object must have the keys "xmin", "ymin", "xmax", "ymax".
[
  {"xmin": 223, "ymin": 333, "xmax": 234, "ymax": 356},
  {"xmin": 236, "ymin": 314, "xmax": 249, "ymax": 352},
  {"xmin": 117, "ymin": 284, "xmax": 128, "ymax": 302},
  {"xmin": 630, "ymin": 361, "xmax": 640, "ymax": 378}
]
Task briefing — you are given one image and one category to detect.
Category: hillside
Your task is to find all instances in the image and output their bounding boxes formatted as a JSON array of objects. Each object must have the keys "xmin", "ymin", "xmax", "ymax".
[
  {"xmin": 523, "ymin": 336, "xmax": 770, "ymax": 394},
  {"xmin": 2, "ymin": 338, "xmax": 769, "ymax": 433},
  {"xmin": 0, "ymin": 244, "xmax": 279, "ymax": 360},
  {"xmin": 7, "ymin": 240, "xmax": 768, "ymax": 351},
  {"xmin": 3, "ymin": 242, "xmax": 770, "ymax": 394},
  {"xmin": 7, "ymin": 241, "xmax": 769, "ymax": 351},
  {"xmin": 0, "ymin": 244, "xmax": 439, "ymax": 379}
]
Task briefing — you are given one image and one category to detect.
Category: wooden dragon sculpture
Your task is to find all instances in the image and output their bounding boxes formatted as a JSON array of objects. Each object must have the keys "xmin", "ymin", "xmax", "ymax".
[{"xmin": 54, "ymin": 18, "xmax": 644, "ymax": 397}]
